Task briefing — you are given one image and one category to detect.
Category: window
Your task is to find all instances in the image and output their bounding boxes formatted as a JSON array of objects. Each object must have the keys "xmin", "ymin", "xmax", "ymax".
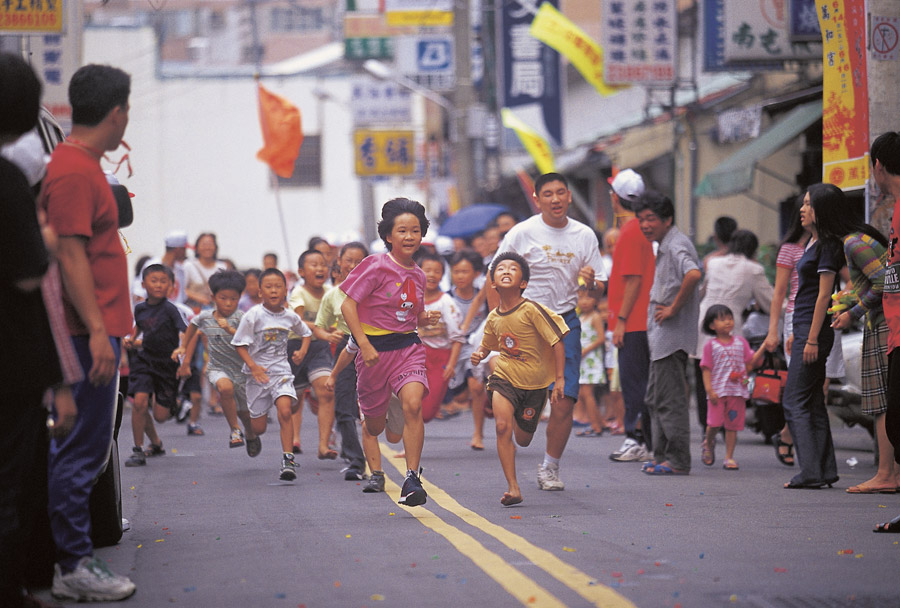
[
  {"xmin": 270, "ymin": 6, "xmax": 325, "ymax": 32},
  {"xmin": 276, "ymin": 135, "xmax": 322, "ymax": 187}
]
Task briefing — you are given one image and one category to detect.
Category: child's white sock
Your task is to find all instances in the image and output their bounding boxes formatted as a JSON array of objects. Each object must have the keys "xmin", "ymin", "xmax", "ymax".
[{"xmin": 543, "ymin": 454, "xmax": 560, "ymax": 469}]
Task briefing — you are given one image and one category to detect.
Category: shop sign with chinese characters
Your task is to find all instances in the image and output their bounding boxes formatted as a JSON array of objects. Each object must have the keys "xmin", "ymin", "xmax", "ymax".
[
  {"xmin": 817, "ymin": 0, "xmax": 868, "ymax": 190},
  {"xmin": 724, "ymin": 1, "xmax": 820, "ymax": 62},
  {"xmin": 351, "ymin": 80, "xmax": 412, "ymax": 125},
  {"xmin": 602, "ymin": 0, "xmax": 677, "ymax": 85},
  {"xmin": 353, "ymin": 130, "xmax": 415, "ymax": 176},
  {"xmin": 0, "ymin": 0, "xmax": 62, "ymax": 32}
]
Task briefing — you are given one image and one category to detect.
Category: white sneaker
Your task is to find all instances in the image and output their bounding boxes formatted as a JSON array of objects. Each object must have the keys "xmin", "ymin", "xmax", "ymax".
[
  {"xmin": 51, "ymin": 556, "xmax": 136, "ymax": 602},
  {"xmin": 537, "ymin": 464, "xmax": 565, "ymax": 491},
  {"xmin": 609, "ymin": 437, "xmax": 638, "ymax": 461},
  {"xmin": 615, "ymin": 442, "xmax": 652, "ymax": 462}
]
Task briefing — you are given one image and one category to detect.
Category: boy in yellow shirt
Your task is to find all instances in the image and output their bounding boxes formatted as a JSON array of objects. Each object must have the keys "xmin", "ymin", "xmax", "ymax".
[{"xmin": 471, "ymin": 252, "xmax": 569, "ymax": 506}]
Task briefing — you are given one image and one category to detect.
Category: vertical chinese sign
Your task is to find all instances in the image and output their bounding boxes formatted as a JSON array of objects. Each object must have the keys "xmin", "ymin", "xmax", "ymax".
[
  {"xmin": 499, "ymin": 0, "xmax": 562, "ymax": 145},
  {"xmin": 817, "ymin": 0, "xmax": 868, "ymax": 190},
  {"xmin": 602, "ymin": 0, "xmax": 677, "ymax": 85}
]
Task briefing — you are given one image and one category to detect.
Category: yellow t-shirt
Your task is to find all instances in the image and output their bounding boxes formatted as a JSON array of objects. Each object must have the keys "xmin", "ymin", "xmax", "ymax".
[
  {"xmin": 315, "ymin": 285, "xmax": 350, "ymax": 335},
  {"xmin": 481, "ymin": 299, "xmax": 569, "ymax": 390},
  {"xmin": 288, "ymin": 284, "xmax": 325, "ymax": 340}
]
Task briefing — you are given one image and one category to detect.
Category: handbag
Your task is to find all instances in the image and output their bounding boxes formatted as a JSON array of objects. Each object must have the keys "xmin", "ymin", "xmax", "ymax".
[{"xmin": 752, "ymin": 353, "xmax": 787, "ymax": 404}]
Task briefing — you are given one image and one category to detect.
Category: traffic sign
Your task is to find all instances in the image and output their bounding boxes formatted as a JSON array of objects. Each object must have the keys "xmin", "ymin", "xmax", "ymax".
[
  {"xmin": 395, "ymin": 35, "xmax": 455, "ymax": 88},
  {"xmin": 872, "ymin": 16, "xmax": 899, "ymax": 61}
]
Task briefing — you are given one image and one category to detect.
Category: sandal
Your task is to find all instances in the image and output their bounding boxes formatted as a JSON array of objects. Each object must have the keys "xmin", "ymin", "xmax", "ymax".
[
  {"xmin": 771, "ymin": 432, "xmax": 795, "ymax": 466},
  {"xmin": 701, "ymin": 438, "xmax": 715, "ymax": 466},
  {"xmin": 723, "ymin": 458, "xmax": 739, "ymax": 470},
  {"xmin": 874, "ymin": 514, "xmax": 900, "ymax": 533},
  {"xmin": 143, "ymin": 442, "xmax": 165, "ymax": 457},
  {"xmin": 575, "ymin": 428, "xmax": 603, "ymax": 437},
  {"xmin": 643, "ymin": 463, "xmax": 688, "ymax": 476}
]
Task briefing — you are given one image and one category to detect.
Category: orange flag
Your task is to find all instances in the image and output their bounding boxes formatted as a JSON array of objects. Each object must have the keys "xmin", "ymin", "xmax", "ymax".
[{"xmin": 256, "ymin": 82, "xmax": 303, "ymax": 178}]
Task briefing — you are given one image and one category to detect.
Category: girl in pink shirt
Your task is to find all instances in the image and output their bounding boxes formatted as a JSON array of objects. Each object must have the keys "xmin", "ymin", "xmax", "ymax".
[{"xmin": 340, "ymin": 198, "xmax": 441, "ymax": 507}]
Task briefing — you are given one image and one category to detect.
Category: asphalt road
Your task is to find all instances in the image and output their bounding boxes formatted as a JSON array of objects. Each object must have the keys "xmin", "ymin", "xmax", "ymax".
[{"xmin": 40, "ymin": 404, "xmax": 900, "ymax": 608}]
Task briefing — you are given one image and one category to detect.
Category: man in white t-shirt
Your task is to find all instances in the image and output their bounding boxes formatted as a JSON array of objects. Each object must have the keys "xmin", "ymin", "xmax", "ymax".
[{"xmin": 492, "ymin": 172, "xmax": 607, "ymax": 491}]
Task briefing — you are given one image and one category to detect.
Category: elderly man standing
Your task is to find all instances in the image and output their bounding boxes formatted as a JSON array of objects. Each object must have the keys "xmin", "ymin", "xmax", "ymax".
[
  {"xmin": 40, "ymin": 64, "xmax": 136, "ymax": 601},
  {"xmin": 492, "ymin": 172, "xmax": 607, "ymax": 491},
  {"xmin": 634, "ymin": 191, "xmax": 701, "ymax": 476}
]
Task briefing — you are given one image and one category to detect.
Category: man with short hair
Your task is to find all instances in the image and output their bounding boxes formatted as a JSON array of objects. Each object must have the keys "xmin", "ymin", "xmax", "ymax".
[
  {"xmin": 493, "ymin": 172, "xmax": 607, "ymax": 491},
  {"xmin": 872, "ymin": 132, "xmax": 900, "ymax": 533},
  {"xmin": 634, "ymin": 191, "xmax": 701, "ymax": 476},
  {"xmin": 606, "ymin": 169, "xmax": 655, "ymax": 463},
  {"xmin": 40, "ymin": 64, "xmax": 136, "ymax": 601}
]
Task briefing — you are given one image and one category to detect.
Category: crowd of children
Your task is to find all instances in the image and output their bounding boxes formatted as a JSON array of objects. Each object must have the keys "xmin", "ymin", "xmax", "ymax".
[{"xmin": 121, "ymin": 195, "xmax": 646, "ymax": 509}]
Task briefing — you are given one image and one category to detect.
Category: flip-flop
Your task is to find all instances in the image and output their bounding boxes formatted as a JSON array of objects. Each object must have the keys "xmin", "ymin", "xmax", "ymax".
[
  {"xmin": 846, "ymin": 484, "xmax": 898, "ymax": 494},
  {"xmin": 701, "ymin": 438, "xmax": 715, "ymax": 466},
  {"xmin": 723, "ymin": 458, "xmax": 739, "ymax": 470},
  {"xmin": 643, "ymin": 464, "xmax": 688, "ymax": 476},
  {"xmin": 575, "ymin": 428, "xmax": 603, "ymax": 437},
  {"xmin": 874, "ymin": 514, "xmax": 900, "ymax": 533},
  {"xmin": 640, "ymin": 461, "xmax": 658, "ymax": 472}
]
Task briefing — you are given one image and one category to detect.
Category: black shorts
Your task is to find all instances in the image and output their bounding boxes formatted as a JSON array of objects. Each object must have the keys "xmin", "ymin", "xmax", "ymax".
[
  {"xmin": 128, "ymin": 366, "xmax": 179, "ymax": 416},
  {"xmin": 288, "ymin": 339, "xmax": 334, "ymax": 389},
  {"xmin": 486, "ymin": 374, "xmax": 548, "ymax": 435}
]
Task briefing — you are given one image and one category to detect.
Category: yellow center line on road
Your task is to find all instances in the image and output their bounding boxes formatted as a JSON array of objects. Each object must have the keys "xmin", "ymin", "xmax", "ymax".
[
  {"xmin": 381, "ymin": 443, "xmax": 637, "ymax": 608},
  {"xmin": 382, "ymin": 475, "xmax": 566, "ymax": 608}
]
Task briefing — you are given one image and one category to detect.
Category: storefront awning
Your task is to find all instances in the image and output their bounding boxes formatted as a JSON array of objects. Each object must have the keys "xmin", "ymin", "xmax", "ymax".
[{"xmin": 694, "ymin": 100, "xmax": 822, "ymax": 198}]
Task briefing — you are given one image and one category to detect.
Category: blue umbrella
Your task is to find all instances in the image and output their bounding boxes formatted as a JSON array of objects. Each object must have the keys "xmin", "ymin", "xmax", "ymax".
[{"xmin": 438, "ymin": 203, "xmax": 513, "ymax": 239}]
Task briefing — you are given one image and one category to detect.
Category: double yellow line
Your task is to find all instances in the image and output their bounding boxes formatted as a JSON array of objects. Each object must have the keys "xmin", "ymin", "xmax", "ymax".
[{"xmin": 380, "ymin": 444, "xmax": 636, "ymax": 608}]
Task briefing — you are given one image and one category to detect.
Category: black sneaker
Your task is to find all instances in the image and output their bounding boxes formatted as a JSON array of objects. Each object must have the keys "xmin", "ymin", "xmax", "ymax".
[
  {"xmin": 279, "ymin": 453, "xmax": 296, "ymax": 482},
  {"xmin": 125, "ymin": 446, "xmax": 146, "ymax": 467},
  {"xmin": 398, "ymin": 468, "xmax": 427, "ymax": 506},
  {"xmin": 363, "ymin": 470, "xmax": 385, "ymax": 493},
  {"xmin": 143, "ymin": 442, "xmax": 165, "ymax": 458},
  {"xmin": 245, "ymin": 435, "xmax": 262, "ymax": 458},
  {"xmin": 343, "ymin": 466, "xmax": 366, "ymax": 481}
]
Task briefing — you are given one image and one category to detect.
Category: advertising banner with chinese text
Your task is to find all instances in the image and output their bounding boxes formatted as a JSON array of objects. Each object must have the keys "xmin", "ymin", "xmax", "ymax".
[
  {"xmin": 499, "ymin": 0, "xmax": 562, "ymax": 145},
  {"xmin": 601, "ymin": 0, "xmax": 676, "ymax": 85},
  {"xmin": 817, "ymin": 0, "xmax": 868, "ymax": 190}
]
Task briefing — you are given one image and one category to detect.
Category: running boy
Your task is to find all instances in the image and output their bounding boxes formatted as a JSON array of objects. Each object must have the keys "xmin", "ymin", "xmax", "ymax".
[
  {"xmin": 173, "ymin": 269, "xmax": 260, "ymax": 456},
  {"xmin": 340, "ymin": 198, "xmax": 441, "ymax": 506},
  {"xmin": 288, "ymin": 248, "xmax": 339, "ymax": 459},
  {"xmin": 471, "ymin": 252, "xmax": 569, "ymax": 506},
  {"xmin": 124, "ymin": 264, "xmax": 187, "ymax": 467},
  {"xmin": 232, "ymin": 268, "xmax": 311, "ymax": 481}
]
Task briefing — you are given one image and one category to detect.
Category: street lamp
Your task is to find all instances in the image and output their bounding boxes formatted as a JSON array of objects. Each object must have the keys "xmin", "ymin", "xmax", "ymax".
[{"xmin": 362, "ymin": 59, "xmax": 455, "ymax": 112}]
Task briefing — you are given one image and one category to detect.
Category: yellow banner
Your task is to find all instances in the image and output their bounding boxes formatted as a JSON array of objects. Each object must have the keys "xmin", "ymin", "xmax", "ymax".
[
  {"xmin": 385, "ymin": 10, "xmax": 453, "ymax": 27},
  {"xmin": 530, "ymin": 2, "xmax": 619, "ymax": 97},
  {"xmin": 354, "ymin": 130, "xmax": 416, "ymax": 176},
  {"xmin": 0, "ymin": 0, "xmax": 63, "ymax": 32},
  {"xmin": 501, "ymin": 108, "xmax": 555, "ymax": 175},
  {"xmin": 817, "ymin": 0, "xmax": 869, "ymax": 190}
]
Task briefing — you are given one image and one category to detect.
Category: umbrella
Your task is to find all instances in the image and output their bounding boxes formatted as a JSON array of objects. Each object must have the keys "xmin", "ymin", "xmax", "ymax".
[{"xmin": 438, "ymin": 203, "xmax": 513, "ymax": 239}]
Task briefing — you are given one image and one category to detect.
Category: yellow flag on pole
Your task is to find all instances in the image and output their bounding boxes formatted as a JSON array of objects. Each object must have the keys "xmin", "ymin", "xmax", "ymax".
[
  {"xmin": 530, "ymin": 2, "xmax": 621, "ymax": 97},
  {"xmin": 501, "ymin": 108, "xmax": 555, "ymax": 175}
]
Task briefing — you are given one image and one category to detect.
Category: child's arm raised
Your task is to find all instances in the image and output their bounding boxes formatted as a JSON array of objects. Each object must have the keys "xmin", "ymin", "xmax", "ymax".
[
  {"xmin": 235, "ymin": 345, "xmax": 268, "ymax": 384},
  {"xmin": 418, "ymin": 309, "xmax": 441, "ymax": 326},
  {"xmin": 550, "ymin": 339, "xmax": 566, "ymax": 407}
]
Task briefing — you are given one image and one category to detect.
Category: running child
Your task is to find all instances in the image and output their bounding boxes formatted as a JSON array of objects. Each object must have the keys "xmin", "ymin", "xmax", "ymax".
[
  {"xmin": 316, "ymin": 241, "xmax": 370, "ymax": 481},
  {"xmin": 239, "ymin": 268, "xmax": 262, "ymax": 312},
  {"xmin": 471, "ymin": 252, "xmax": 569, "ymax": 506},
  {"xmin": 698, "ymin": 304, "xmax": 765, "ymax": 470},
  {"xmin": 340, "ymin": 198, "xmax": 441, "ymax": 506},
  {"xmin": 447, "ymin": 249, "xmax": 491, "ymax": 449},
  {"xmin": 287, "ymin": 249, "xmax": 338, "ymax": 459},
  {"xmin": 124, "ymin": 264, "xmax": 187, "ymax": 467},
  {"xmin": 173, "ymin": 269, "xmax": 260, "ymax": 456},
  {"xmin": 232, "ymin": 268, "xmax": 312, "ymax": 481},
  {"xmin": 418, "ymin": 251, "xmax": 466, "ymax": 422}
]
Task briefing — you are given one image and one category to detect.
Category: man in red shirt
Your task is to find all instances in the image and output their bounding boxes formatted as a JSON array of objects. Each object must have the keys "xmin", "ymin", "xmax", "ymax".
[
  {"xmin": 40, "ymin": 64, "xmax": 136, "ymax": 600},
  {"xmin": 606, "ymin": 169, "xmax": 656, "ymax": 463}
]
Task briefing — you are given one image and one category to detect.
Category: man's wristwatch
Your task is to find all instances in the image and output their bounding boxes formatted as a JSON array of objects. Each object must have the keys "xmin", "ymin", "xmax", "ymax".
[{"xmin": 618, "ymin": 315, "xmax": 627, "ymax": 322}]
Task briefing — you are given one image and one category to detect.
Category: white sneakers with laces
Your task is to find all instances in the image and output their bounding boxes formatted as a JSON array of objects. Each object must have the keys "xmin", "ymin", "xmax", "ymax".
[{"xmin": 51, "ymin": 556, "xmax": 136, "ymax": 602}]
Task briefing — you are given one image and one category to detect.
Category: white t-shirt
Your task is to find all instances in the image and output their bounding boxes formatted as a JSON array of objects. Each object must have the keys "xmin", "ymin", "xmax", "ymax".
[
  {"xmin": 231, "ymin": 304, "xmax": 311, "ymax": 376},
  {"xmin": 420, "ymin": 292, "xmax": 466, "ymax": 350},
  {"xmin": 494, "ymin": 215, "xmax": 607, "ymax": 313}
]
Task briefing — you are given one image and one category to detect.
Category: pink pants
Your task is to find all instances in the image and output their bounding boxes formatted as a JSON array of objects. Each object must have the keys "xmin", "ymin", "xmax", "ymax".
[{"xmin": 421, "ymin": 346, "xmax": 452, "ymax": 422}]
